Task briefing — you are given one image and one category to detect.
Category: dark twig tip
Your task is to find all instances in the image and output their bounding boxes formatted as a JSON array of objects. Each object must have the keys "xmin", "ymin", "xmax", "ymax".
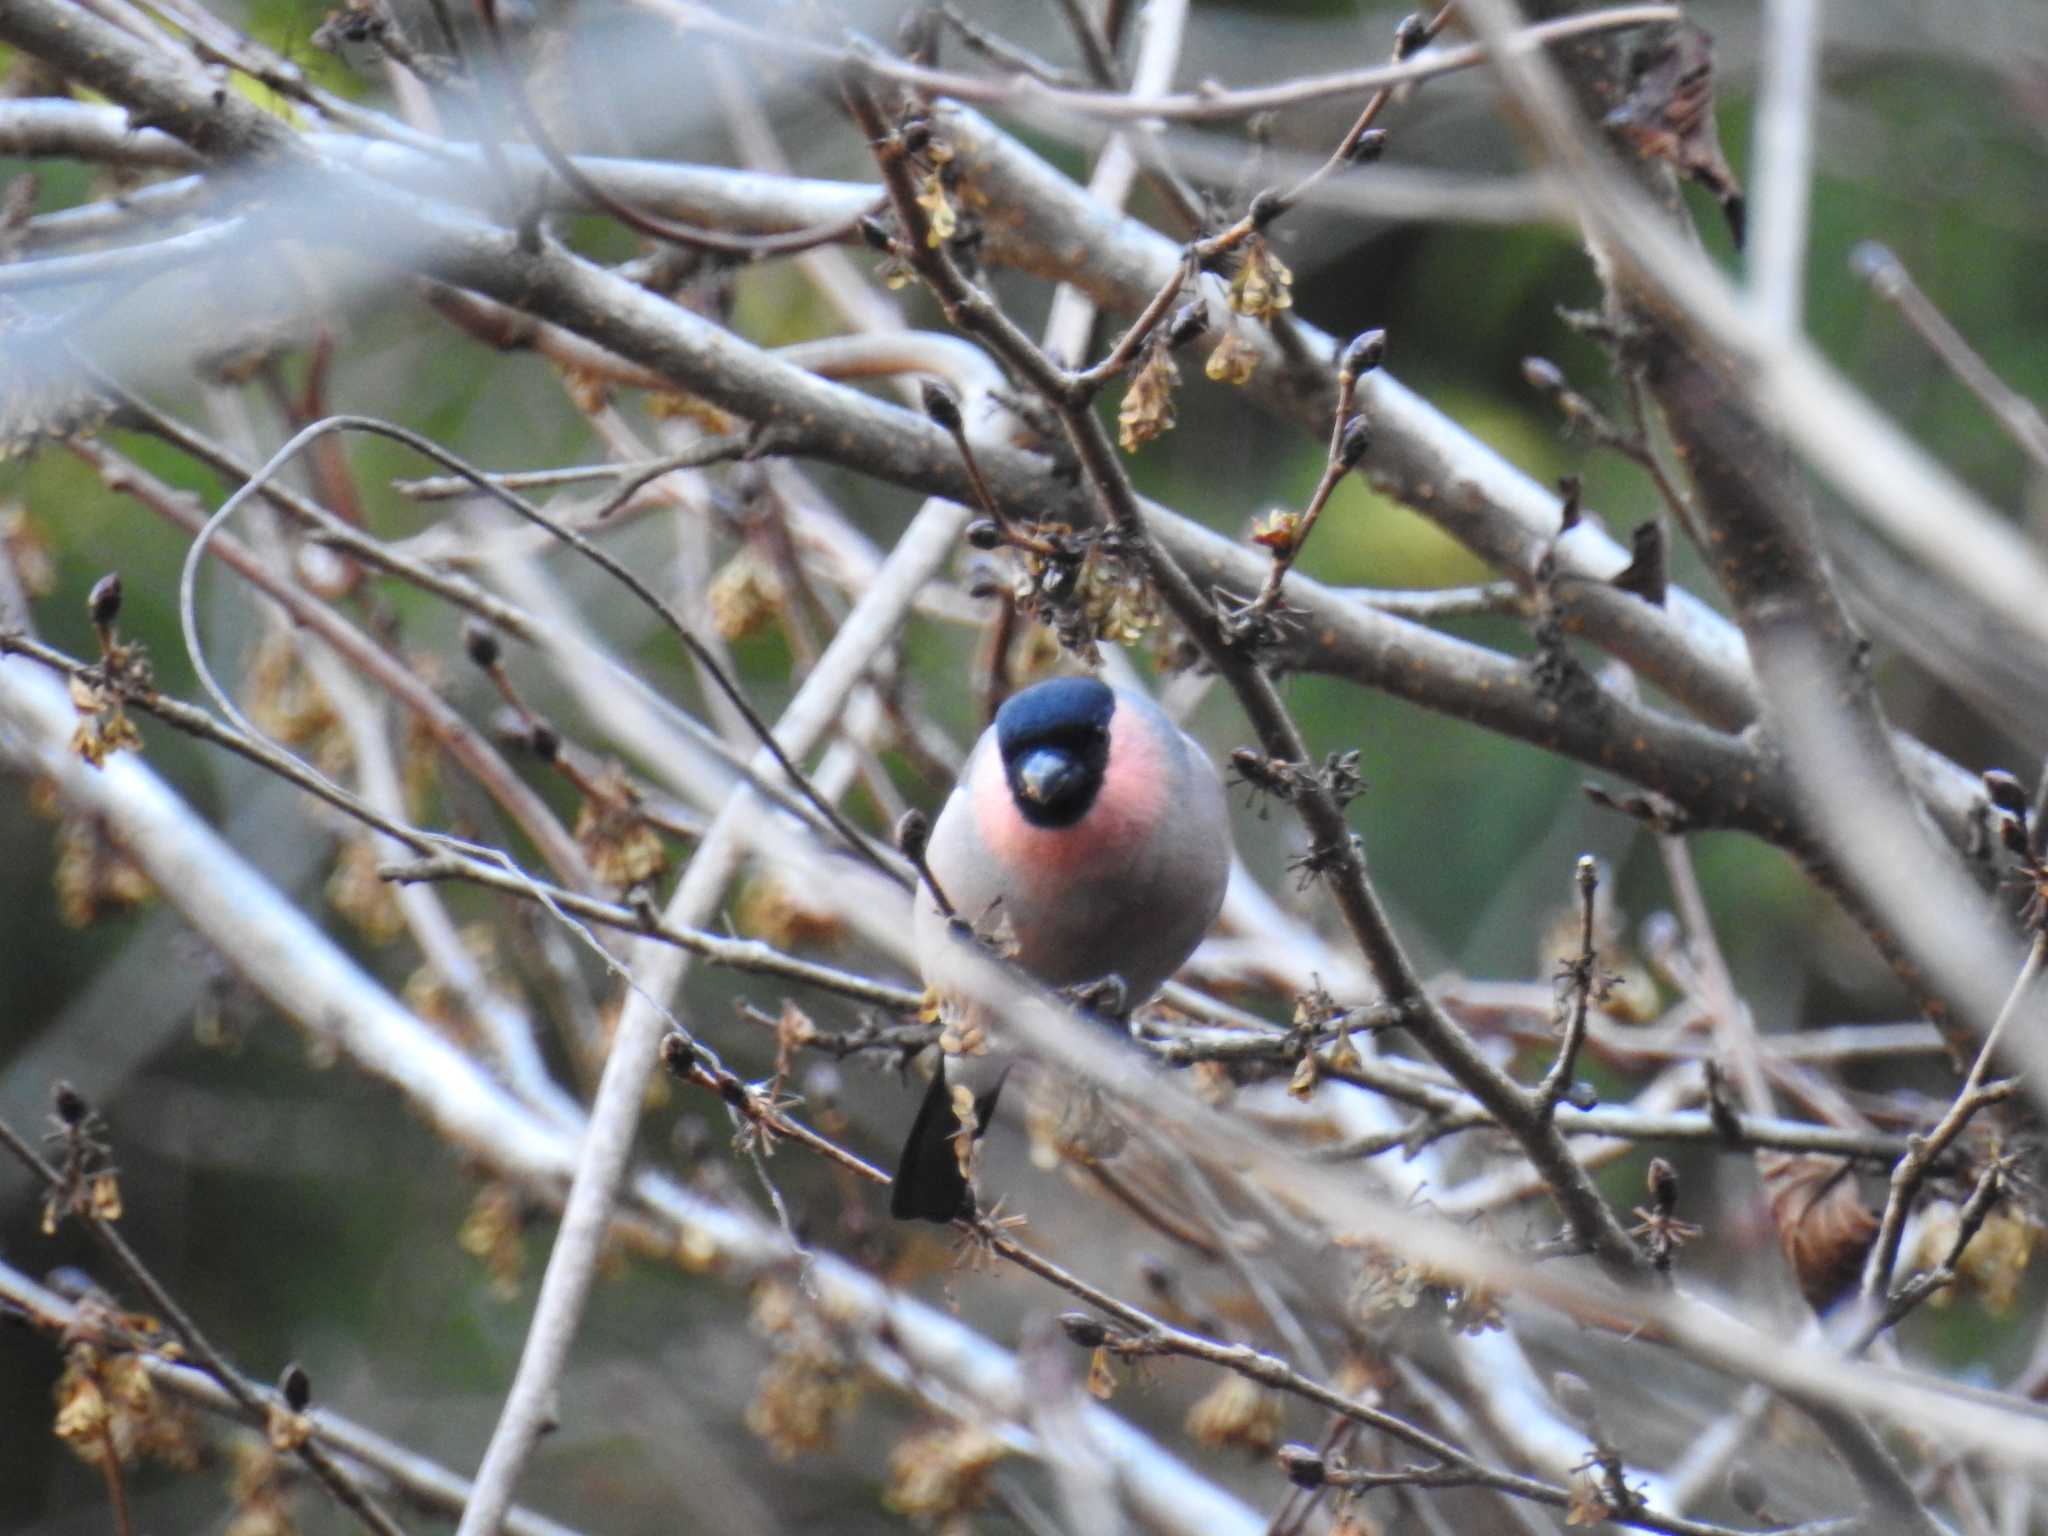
[
  {"xmin": 527, "ymin": 721, "xmax": 560, "ymax": 762},
  {"xmin": 1849, "ymin": 239, "xmax": 1900, "ymax": 294},
  {"xmin": 964, "ymin": 518, "xmax": 1003, "ymax": 551},
  {"xmin": 1522, "ymin": 356, "xmax": 1566, "ymax": 395},
  {"xmin": 1347, "ymin": 128, "xmax": 1389, "ymax": 164},
  {"xmin": 1727, "ymin": 1465, "xmax": 1771, "ymax": 1520},
  {"xmin": 462, "ymin": 619, "xmax": 501, "ymax": 671},
  {"xmin": 858, "ymin": 214, "xmax": 896, "ymax": 253},
  {"xmin": 280, "ymin": 1361, "xmax": 311, "ymax": 1412},
  {"xmin": 1165, "ymin": 301, "xmax": 1210, "ymax": 351},
  {"xmin": 1057, "ymin": 1310, "xmax": 1108, "ymax": 1348},
  {"xmin": 53, "ymin": 1081, "xmax": 87, "ymax": 1127},
  {"xmin": 659, "ymin": 1030, "xmax": 705, "ymax": 1078},
  {"xmin": 1278, "ymin": 1444, "xmax": 1327, "ymax": 1488},
  {"xmin": 1551, "ymin": 1369, "xmax": 1598, "ymax": 1429},
  {"xmin": 895, "ymin": 808, "xmax": 931, "ymax": 862},
  {"xmin": 2000, "ymin": 814, "xmax": 2030, "ymax": 858},
  {"xmin": 1557, "ymin": 474, "xmax": 1583, "ymax": 532},
  {"xmin": 1646, "ymin": 1156, "xmax": 1679, "ymax": 1216},
  {"xmin": 920, "ymin": 378, "xmax": 964, "ymax": 434},
  {"xmin": 1246, "ymin": 187, "xmax": 1285, "ymax": 230},
  {"xmin": 1335, "ymin": 415, "xmax": 1372, "ymax": 470},
  {"xmin": 88, "ymin": 572, "xmax": 123, "ymax": 632},
  {"xmin": 1341, "ymin": 328, "xmax": 1388, "ymax": 378},
  {"xmin": 1981, "ymin": 769, "xmax": 2029, "ymax": 818}
]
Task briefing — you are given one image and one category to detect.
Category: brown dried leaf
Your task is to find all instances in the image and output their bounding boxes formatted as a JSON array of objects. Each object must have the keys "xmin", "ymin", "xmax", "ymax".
[
  {"xmin": 1757, "ymin": 1152, "xmax": 1877, "ymax": 1309},
  {"xmin": 1604, "ymin": 21, "xmax": 1745, "ymax": 247},
  {"xmin": 1251, "ymin": 509, "xmax": 1301, "ymax": 554}
]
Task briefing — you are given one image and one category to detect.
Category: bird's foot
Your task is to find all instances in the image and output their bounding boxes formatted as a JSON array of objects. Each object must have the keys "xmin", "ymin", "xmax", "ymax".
[{"xmin": 1064, "ymin": 973, "xmax": 1128, "ymax": 1020}]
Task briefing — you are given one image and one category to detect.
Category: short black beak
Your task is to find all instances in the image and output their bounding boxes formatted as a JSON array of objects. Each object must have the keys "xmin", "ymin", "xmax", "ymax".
[{"xmin": 1015, "ymin": 746, "xmax": 1082, "ymax": 807}]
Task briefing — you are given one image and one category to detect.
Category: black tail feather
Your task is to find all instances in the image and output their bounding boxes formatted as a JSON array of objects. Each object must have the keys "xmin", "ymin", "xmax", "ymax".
[{"xmin": 889, "ymin": 1061, "xmax": 1003, "ymax": 1223}]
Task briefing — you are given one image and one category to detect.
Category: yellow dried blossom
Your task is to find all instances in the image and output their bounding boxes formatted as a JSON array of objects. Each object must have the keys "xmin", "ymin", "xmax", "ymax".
[
  {"xmin": 1185, "ymin": 1372, "xmax": 1283, "ymax": 1455},
  {"xmin": 1023, "ymin": 1074, "xmax": 1127, "ymax": 1171},
  {"xmin": 1910, "ymin": 1199, "xmax": 2040, "ymax": 1314},
  {"xmin": 735, "ymin": 869, "xmax": 846, "ymax": 951},
  {"xmin": 2, "ymin": 503, "xmax": 56, "ymax": 596},
  {"xmin": 226, "ymin": 1441, "xmax": 298, "ymax": 1536},
  {"xmin": 1566, "ymin": 1466, "xmax": 1609, "ymax": 1526},
  {"xmin": 67, "ymin": 674, "xmax": 143, "ymax": 768},
  {"xmin": 884, "ymin": 1423, "xmax": 1006, "ymax": 1524},
  {"xmin": 1286, "ymin": 1051, "xmax": 1321, "ymax": 1102},
  {"xmin": 242, "ymin": 629, "xmax": 335, "ymax": 750},
  {"xmin": 1073, "ymin": 551, "xmax": 1159, "ymax": 647},
  {"xmin": 1116, "ymin": 346, "xmax": 1180, "ymax": 453},
  {"xmin": 562, "ymin": 365, "xmax": 611, "ymax": 415},
  {"xmin": 746, "ymin": 1346, "xmax": 860, "ymax": 1461},
  {"xmin": 53, "ymin": 1351, "xmax": 112, "ymax": 1459},
  {"xmin": 675, "ymin": 1224, "xmax": 722, "ymax": 1274},
  {"xmin": 575, "ymin": 763, "xmax": 668, "ymax": 890},
  {"xmin": 1957, "ymin": 1206, "xmax": 2038, "ymax": 1313},
  {"xmin": 90, "ymin": 1171, "xmax": 123, "ymax": 1222},
  {"xmin": 54, "ymin": 813, "xmax": 152, "ymax": 926},
  {"xmin": 1227, "ymin": 238, "xmax": 1293, "ymax": 320},
  {"xmin": 1205, "ymin": 329, "xmax": 1260, "ymax": 385},
  {"xmin": 53, "ymin": 1345, "xmax": 194, "ymax": 1470},
  {"xmin": 916, "ymin": 170, "xmax": 958, "ymax": 246},
  {"xmin": 458, "ymin": 1183, "xmax": 527, "ymax": 1300},
  {"xmin": 708, "ymin": 551, "xmax": 785, "ymax": 643},
  {"xmin": 1087, "ymin": 1347, "xmax": 1118, "ymax": 1401},
  {"xmin": 645, "ymin": 391, "xmax": 738, "ymax": 433},
  {"xmin": 326, "ymin": 835, "xmax": 405, "ymax": 946},
  {"xmin": 265, "ymin": 1401, "xmax": 314, "ymax": 1452}
]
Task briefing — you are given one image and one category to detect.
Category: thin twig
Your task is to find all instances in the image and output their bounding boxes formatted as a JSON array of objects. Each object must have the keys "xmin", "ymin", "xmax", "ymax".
[
  {"xmin": 1858, "ymin": 937, "xmax": 2041, "ymax": 1311},
  {"xmin": 1852, "ymin": 243, "xmax": 2048, "ymax": 474},
  {"xmin": 0, "ymin": 1109, "xmax": 410, "ymax": 1536}
]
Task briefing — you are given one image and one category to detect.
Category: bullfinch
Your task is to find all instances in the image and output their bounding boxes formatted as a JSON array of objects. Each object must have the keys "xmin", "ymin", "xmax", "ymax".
[{"xmin": 889, "ymin": 675, "xmax": 1231, "ymax": 1222}]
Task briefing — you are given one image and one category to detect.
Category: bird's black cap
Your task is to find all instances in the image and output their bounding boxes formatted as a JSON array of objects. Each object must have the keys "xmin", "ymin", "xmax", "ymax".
[{"xmin": 994, "ymin": 677, "xmax": 1116, "ymax": 829}]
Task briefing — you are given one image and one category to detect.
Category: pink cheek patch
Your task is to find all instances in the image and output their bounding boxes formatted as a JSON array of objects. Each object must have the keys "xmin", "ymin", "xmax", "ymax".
[{"xmin": 971, "ymin": 711, "xmax": 1169, "ymax": 887}]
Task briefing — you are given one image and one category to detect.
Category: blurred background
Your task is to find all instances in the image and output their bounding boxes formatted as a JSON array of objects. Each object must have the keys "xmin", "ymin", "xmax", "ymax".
[{"xmin": 4, "ymin": 0, "xmax": 2047, "ymax": 1529}]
